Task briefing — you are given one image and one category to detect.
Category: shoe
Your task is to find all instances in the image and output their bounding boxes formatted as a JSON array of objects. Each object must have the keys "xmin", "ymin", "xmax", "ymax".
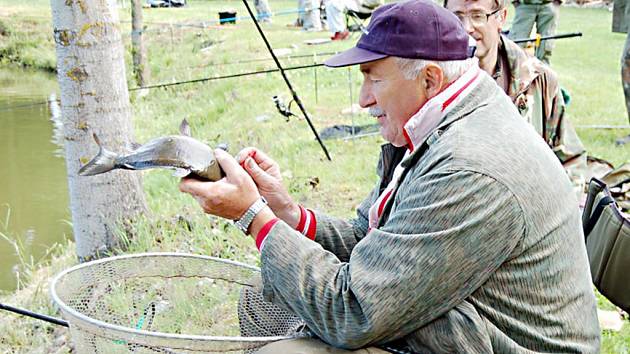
[
  {"xmin": 287, "ymin": 19, "xmax": 303, "ymax": 28},
  {"xmin": 304, "ymin": 26, "xmax": 323, "ymax": 32},
  {"xmin": 330, "ymin": 30, "xmax": 350, "ymax": 41}
]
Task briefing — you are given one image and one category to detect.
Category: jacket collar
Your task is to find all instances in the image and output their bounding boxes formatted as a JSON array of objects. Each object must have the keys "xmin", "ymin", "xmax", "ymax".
[
  {"xmin": 379, "ymin": 69, "xmax": 500, "ymax": 174},
  {"xmin": 498, "ymin": 35, "xmax": 543, "ymax": 99},
  {"xmin": 402, "ymin": 65, "xmax": 482, "ymax": 153}
]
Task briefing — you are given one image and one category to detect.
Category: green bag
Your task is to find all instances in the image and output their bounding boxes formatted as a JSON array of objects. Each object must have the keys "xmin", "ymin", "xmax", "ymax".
[{"xmin": 582, "ymin": 178, "xmax": 630, "ymax": 313}]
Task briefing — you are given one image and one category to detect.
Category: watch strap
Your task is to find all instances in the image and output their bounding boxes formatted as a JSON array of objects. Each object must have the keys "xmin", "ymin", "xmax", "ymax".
[{"xmin": 234, "ymin": 197, "xmax": 268, "ymax": 234}]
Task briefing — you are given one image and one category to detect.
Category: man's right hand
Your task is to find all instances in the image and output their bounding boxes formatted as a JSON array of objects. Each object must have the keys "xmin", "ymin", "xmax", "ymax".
[{"xmin": 236, "ymin": 147, "xmax": 301, "ymax": 228}]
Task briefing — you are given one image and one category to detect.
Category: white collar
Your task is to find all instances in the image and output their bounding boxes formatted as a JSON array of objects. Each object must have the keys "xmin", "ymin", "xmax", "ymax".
[{"xmin": 402, "ymin": 66, "xmax": 482, "ymax": 152}]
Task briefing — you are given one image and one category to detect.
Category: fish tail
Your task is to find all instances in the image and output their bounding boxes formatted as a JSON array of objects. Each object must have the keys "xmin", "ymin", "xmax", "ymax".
[{"xmin": 78, "ymin": 133, "xmax": 119, "ymax": 176}]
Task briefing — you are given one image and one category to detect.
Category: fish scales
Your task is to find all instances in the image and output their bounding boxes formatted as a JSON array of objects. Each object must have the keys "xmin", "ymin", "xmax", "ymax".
[{"xmin": 78, "ymin": 120, "xmax": 224, "ymax": 181}]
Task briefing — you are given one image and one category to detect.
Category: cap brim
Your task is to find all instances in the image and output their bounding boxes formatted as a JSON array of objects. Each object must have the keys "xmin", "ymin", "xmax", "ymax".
[{"xmin": 324, "ymin": 46, "xmax": 388, "ymax": 68}]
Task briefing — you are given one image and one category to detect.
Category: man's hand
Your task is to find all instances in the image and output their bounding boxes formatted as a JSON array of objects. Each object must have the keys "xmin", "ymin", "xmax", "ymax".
[
  {"xmin": 236, "ymin": 147, "xmax": 301, "ymax": 228},
  {"xmin": 179, "ymin": 149, "xmax": 261, "ymax": 221}
]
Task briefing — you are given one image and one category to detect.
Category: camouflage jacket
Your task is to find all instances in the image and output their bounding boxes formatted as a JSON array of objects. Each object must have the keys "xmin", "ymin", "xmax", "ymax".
[{"xmin": 495, "ymin": 35, "xmax": 588, "ymax": 192}]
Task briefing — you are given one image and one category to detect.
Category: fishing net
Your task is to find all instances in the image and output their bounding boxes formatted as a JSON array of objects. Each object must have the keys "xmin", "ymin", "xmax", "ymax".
[{"xmin": 50, "ymin": 253, "xmax": 304, "ymax": 353}]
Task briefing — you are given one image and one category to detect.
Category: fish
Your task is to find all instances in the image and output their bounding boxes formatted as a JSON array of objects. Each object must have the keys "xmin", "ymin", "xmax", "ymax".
[{"xmin": 78, "ymin": 119, "xmax": 225, "ymax": 181}]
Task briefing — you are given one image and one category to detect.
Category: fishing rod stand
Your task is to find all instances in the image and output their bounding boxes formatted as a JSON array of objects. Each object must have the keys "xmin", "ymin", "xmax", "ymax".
[
  {"xmin": 241, "ymin": 0, "xmax": 332, "ymax": 160},
  {"xmin": 272, "ymin": 95, "xmax": 297, "ymax": 121}
]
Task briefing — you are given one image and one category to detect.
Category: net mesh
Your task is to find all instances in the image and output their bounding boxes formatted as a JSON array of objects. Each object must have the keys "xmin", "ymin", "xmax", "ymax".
[{"xmin": 50, "ymin": 253, "xmax": 304, "ymax": 353}]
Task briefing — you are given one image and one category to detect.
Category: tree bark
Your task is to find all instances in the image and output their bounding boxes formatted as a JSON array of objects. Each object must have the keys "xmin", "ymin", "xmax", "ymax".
[
  {"xmin": 50, "ymin": 0, "xmax": 148, "ymax": 261},
  {"xmin": 131, "ymin": 0, "xmax": 150, "ymax": 87}
]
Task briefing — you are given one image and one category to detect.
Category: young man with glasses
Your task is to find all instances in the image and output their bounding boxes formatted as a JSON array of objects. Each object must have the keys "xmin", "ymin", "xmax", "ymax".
[{"xmin": 445, "ymin": 0, "xmax": 588, "ymax": 198}]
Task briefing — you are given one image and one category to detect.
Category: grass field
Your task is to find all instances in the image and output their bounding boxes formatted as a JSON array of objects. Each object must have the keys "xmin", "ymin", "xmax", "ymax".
[{"xmin": 0, "ymin": 0, "xmax": 629, "ymax": 352}]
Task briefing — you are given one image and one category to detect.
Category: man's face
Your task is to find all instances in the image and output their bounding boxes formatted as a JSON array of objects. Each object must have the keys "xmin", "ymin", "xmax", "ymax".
[
  {"xmin": 445, "ymin": 0, "xmax": 505, "ymax": 61},
  {"xmin": 358, "ymin": 57, "xmax": 425, "ymax": 147}
]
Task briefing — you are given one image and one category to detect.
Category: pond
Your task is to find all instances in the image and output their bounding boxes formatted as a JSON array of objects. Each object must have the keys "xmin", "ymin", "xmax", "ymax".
[{"xmin": 0, "ymin": 68, "xmax": 71, "ymax": 292}]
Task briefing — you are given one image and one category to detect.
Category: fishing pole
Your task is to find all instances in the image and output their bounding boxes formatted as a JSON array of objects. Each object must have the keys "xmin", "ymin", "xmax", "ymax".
[
  {"xmin": 575, "ymin": 124, "xmax": 630, "ymax": 129},
  {"xmin": 129, "ymin": 62, "xmax": 325, "ymax": 91},
  {"xmin": 119, "ymin": 7, "xmax": 307, "ymax": 34},
  {"xmin": 192, "ymin": 51, "xmax": 341, "ymax": 69},
  {"xmin": 0, "ymin": 302, "xmax": 68, "ymax": 327},
  {"xmin": 238, "ymin": 0, "xmax": 332, "ymax": 160},
  {"xmin": 512, "ymin": 32, "xmax": 582, "ymax": 44},
  {"xmin": 1, "ymin": 63, "xmax": 327, "ymax": 111}
]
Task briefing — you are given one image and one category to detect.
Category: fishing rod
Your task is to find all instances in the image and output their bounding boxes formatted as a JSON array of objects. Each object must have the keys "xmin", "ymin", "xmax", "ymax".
[
  {"xmin": 129, "ymin": 62, "xmax": 325, "ymax": 91},
  {"xmin": 512, "ymin": 32, "xmax": 582, "ymax": 44},
  {"xmin": 239, "ymin": 0, "xmax": 331, "ymax": 161},
  {"xmin": 575, "ymin": 124, "xmax": 630, "ymax": 129},
  {"xmin": 193, "ymin": 51, "xmax": 341, "ymax": 69},
  {"xmin": 1, "ymin": 63, "xmax": 327, "ymax": 111},
  {"xmin": 120, "ymin": 7, "xmax": 307, "ymax": 33},
  {"xmin": 0, "ymin": 302, "xmax": 68, "ymax": 327}
]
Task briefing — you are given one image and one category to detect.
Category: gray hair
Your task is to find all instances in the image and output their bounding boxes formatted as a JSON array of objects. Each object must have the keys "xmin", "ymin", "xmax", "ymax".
[{"xmin": 395, "ymin": 57, "xmax": 479, "ymax": 83}]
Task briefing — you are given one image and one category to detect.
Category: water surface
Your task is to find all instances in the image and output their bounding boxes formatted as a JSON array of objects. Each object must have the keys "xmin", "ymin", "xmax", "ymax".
[{"xmin": 0, "ymin": 68, "xmax": 71, "ymax": 292}]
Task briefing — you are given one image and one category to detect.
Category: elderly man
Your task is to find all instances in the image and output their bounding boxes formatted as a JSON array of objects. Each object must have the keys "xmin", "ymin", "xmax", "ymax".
[
  {"xmin": 180, "ymin": 0, "xmax": 600, "ymax": 352},
  {"xmin": 445, "ymin": 0, "xmax": 588, "ymax": 196}
]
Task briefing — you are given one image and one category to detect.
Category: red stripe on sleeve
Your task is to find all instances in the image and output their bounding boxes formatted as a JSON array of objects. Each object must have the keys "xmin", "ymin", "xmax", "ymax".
[
  {"xmin": 295, "ymin": 205, "xmax": 307, "ymax": 233},
  {"xmin": 305, "ymin": 209, "xmax": 317, "ymax": 240},
  {"xmin": 256, "ymin": 218, "xmax": 280, "ymax": 252}
]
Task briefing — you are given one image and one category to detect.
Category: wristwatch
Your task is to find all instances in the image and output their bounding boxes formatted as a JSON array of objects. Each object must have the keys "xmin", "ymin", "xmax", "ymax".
[{"xmin": 234, "ymin": 197, "xmax": 268, "ymax": 234}]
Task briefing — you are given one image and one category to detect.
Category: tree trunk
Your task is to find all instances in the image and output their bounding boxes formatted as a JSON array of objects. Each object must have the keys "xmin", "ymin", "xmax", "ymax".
[
  {"xmin": 131, "ymin": 0, "xmax": 150, "ymax": 87},
  {"xmin": 50, "ymin": 0, "xmax": 148, "ymax": 261}
]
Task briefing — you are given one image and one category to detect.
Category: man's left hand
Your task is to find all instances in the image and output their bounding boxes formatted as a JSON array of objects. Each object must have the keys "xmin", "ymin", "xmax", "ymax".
[{"xmin": 179, "ymin": 149, "xmax": 260, "ymax": 221}]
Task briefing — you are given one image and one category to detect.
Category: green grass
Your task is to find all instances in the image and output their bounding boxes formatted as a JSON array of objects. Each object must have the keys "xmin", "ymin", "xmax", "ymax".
[
  {"xmin": 0, "ymin": 0, "xmax": 629, "ymax": 352},
  {"xmin": 552, "ymin": 6, "xmax": 630, "ymax": 166},
  {"xmin": 0, "ymin": 1, "xmax": 56, "ymax": 71}
]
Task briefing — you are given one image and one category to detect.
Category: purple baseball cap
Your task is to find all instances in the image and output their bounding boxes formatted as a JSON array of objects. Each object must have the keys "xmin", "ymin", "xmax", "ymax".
[{"xmin": 324, "ymin": 0, "xmax": 475, "ymax": 67}]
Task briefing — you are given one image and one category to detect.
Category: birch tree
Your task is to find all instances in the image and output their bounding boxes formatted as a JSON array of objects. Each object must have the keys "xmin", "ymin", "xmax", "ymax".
[{"xmin": 50, "ymin": 0, "xmax": 147, "ymax": 261}]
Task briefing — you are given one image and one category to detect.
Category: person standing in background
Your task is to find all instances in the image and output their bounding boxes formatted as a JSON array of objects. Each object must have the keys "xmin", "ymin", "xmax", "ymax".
[
  {"xmin": 614, "ymin": 0, "xmax": 630, "ymax": 98},
  {"xmin": 508, "ymin": 0, "xmax": 560, "ymax": 64},
  {"xmin": 254, "ymin": 0, "xmax": 273, "ymax": 23},
  {"xmin": 614, "ymin": 0, "xmax": 630, "ymax": 145},
  {"xmin": 296, "ymin": 0, "xmax": 323, "ymax": 31}
]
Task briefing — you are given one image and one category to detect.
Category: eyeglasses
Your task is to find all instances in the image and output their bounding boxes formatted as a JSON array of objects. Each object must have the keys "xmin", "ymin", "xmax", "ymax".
[{"xmin": 454, "ymin": 8, "xmax": 501, "ymax": 27}]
